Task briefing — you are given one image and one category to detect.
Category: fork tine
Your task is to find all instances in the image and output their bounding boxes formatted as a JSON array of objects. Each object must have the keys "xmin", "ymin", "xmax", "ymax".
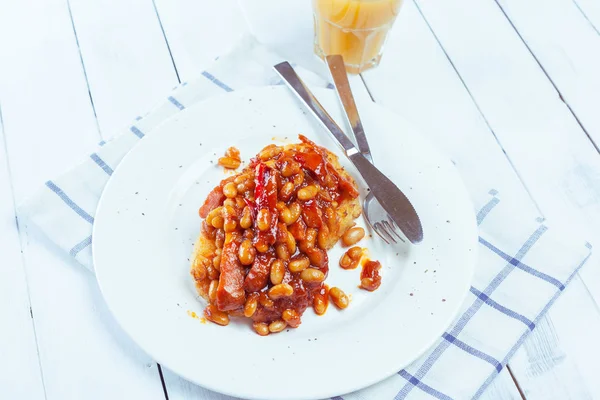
[
  {"xmin": 373, "ymin": 222, "xmax": 391, "ymax": 244},
  {"xmin": 385, "ymin": 217, "xmax": 406, "ymax": 243},
  {"xmin": 378, "ymin": 222, "xmax": 398, "ymax": 244}
]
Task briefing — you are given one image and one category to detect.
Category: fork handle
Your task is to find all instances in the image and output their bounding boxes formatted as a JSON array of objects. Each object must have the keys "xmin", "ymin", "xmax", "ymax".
[
  {"xmin": 273, "ymin": 61, "xmax": 423, "ymax": 244},
  {"xmin": 326, "ymin": 55, "xmax": 373, "ymax": 164}
]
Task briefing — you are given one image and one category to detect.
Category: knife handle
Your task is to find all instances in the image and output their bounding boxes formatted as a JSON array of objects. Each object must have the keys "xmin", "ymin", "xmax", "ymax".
[{"xmin": 273, "ymin": 62, "xmax": 359, "ymax": 156}]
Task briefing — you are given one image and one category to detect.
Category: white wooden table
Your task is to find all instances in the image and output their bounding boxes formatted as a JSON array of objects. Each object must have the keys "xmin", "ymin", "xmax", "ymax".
[{"xmin": 2, "ymin": 0, "xmax": 600, "ymax": 399}]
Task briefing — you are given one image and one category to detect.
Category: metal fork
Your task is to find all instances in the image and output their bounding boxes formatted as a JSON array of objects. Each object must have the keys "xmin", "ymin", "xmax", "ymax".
[
  {"xmin": 274, "ymin": 61, "xmax": 423, "ymax": 245},
  {"xmin": 325, "ymin": 55, "xmax": 409, "ymax": 244}
]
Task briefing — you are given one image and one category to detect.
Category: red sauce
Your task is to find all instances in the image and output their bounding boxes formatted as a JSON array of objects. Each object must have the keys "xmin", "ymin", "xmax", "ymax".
[
  {"xmin": 193, "ymin": 137, "xmax": 361, "ymax": 334},
  {"xmin": 360, "ymin": 260, "xmax": 382, "ymax": 291},
  {"xmin": 312, "ymin": 284, "xmax": 330, "ymax": 315}
]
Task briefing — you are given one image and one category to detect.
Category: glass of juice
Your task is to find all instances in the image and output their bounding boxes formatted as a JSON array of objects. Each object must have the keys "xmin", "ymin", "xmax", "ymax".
[{"xmin": 313, "ymin": 0, "xmax": 403, "ymax": 73}]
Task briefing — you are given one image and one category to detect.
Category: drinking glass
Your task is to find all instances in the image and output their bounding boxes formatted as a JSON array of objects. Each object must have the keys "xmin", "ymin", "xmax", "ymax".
[{"xmin": 313, "ymin": 0, "xmax": 403, "ymax": 73}]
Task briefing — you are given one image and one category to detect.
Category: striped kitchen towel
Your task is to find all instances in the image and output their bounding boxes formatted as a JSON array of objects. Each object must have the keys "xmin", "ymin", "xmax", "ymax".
[{"xmin": 18, "ymin": 35, "xmax": 591, "ymax": 399}]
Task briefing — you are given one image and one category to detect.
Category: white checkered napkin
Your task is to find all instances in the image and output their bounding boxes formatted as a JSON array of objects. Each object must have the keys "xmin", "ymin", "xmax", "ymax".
[
  {"xmin": 334, "ymin": 190, "xmax": 591, "ymax": 400},
  {"xmin": 18, "ymin": 35, "xmax": 331, "ymax": 271},
  {"xmin": 18, "ymin": 35, "xmax": 592, "ymax": 399}
]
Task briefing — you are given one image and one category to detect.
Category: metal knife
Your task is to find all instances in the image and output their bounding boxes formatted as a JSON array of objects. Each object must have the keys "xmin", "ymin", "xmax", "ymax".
[{"xmin": 273, "ymin": 61, "xmax": 423, "ymax": 244}]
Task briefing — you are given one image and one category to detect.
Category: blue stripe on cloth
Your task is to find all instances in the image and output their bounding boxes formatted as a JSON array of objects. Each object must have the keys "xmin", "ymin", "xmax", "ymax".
[
  {"xmin": 396, "ymin": 371, "xmax": 453, "ymax": 400},
  {"xmin": 98, "ymin": 140, "xmax": 106, "ymax": 146},
  {"xmin": 201, "ymin": 71, "xmax": 233, "ymax": 92},
  {"xmin": 331, "ymin": 397, "xmax": 344, "ymax": 400},
  {"xmin": 167, "ymin": 96, "xmax": 185, "ymax": 110},
  {"xmin": 45, "ymin": 181, "xmax": 95, "ymax": 224},
  {"xmin": 69, "ymin": 235, "xmax": 92, "ymax": 257},
  {"xmin": 479, "ymin": 237, "xmax": 565, "ymax": 290},
  {"xmin": 442, "ymin": 333, "xmax": 502, "ymax": 372},
  {"xmin": 90, "ymin": 153, "xmax": 113, "ymax": 175},
  {"xmin": 326, "ymin": 82, "xmax": 335, "ymax": 90},
  {"xmin": 135, "ymin": 115, "xmax": 143, "ymax": 121},
  {"xmin": 476, "ymin": 196, "xmax": 500, "ymax": 225},
  {"xmin": 488, "ymin": 189, "xmax": 498, "ymax": 196},
  {"xmin": 470, "ymin": 287, "xmax": 535, "ymax": 330},
  {"xmin": 130, "ymin": 125, "xmax": 144, "ymax": 138},
  {"xmin": 396, "ymin": 224, "xmax": 548, "ymax": 399},
  {"xmin": 473, "ymin": 249, "xmax": 592, "ymax": 399}
]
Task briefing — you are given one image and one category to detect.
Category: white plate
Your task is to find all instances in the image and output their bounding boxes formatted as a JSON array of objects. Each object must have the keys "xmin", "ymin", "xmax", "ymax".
[{"xmin": 93, "ymin": 86, "xmax": 477, "ymax": 400}]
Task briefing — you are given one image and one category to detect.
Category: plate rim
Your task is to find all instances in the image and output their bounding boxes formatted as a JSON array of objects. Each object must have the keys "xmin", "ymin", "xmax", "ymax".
[{"xmin": 92, "ymin": 86, "xmax": 478, "ymax": 400}]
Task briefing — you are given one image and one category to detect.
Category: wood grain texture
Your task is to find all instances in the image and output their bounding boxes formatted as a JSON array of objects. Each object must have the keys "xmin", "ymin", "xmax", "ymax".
[
  {"xmin": 492, "ymin": 0, "xmax": 600, "ymax": 299},
  {"xmin": 1, "ymin": 0, "xmax": 165, "ymax": 398},
  {"xmin": 0, "ymin": 108, "xmax": 46, "ymax": 400},
  {"xmin": 572, "ymin": 0, "xmax": 600, "ymax": 34},
  {"xmin": 494, "ymin": 0, "xmax": 600, "ymax": 155},
  {"xmin": 153, "ymin": 0, "xmax": 247, "ymax": 82},
  {"xmin": 68, "ymin": 0, "xmax": 179, "ymax": 136},
  {"xmin": 362, "ymin": 0, "xmax": 600, "ymax": 398},
  {"xmin": 510, "ymin": 276, "xmax": 600, "ymax": 399},
  {"xmin": 412, "ymin": 0, "xmax": 600, "ymax": 274},
  {"xmin": 1, "ymin": 0, "xmax": 597, "ymax": 398}
]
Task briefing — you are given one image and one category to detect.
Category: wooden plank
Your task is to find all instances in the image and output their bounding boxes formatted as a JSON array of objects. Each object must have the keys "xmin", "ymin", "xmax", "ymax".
[
  {"xmin": 67, "ymin": 0, "xmax": 179, "ymax": 136},
  {"xmin": 572, "ymin": 0, "xmax": 600, "ymax": 34},
  {"xmin": 510, "ymin": 276, "xmax": 600, "ymax": 399},
  {"xmin": 361, "ymin": 0, "xmax": 600, "ymax": 398},
  {"xmin": 0, "ymin": 109, "xmax": 46, "ymax": 400},
  {"xmin": 152, "ymin": 0, "xmax": 247, "ymax": 82},
  {"xmin": 490, "ymin": 0, "xmax": 600, "ymax": 302},
  {"xmin": 491, "ymin": 0, "xmax": 600, "ymax": 299},
  {"xmin": 160, "ymin": 371, "xmax": 239, "ymax": 400},
  {"xmin": 494, "ymin": 0, "xmax": 600, "ymax": 162},
  {"xmin": 412, "ymin": 0, "xmax": 600, "ymax": 296},
  {"xmin": 1, "ymin": 0, "xmax": 165, "ymax": 398},
  {"xmin": 362, "ymin": 1, "xmax": 538, "ymax": 213},
  {"xmin": 66, "ymin": 0, "xmax": 249, "ymax": 397},
  {"xmin": 64, "ymin": 0, "xmax": 199, "ymax": 397}
]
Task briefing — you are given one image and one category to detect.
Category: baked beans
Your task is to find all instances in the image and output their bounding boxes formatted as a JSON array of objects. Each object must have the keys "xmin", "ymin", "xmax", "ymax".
[
  {"xmin": 329, "ymin": 287, "xmax": 349, "ymax": 309},
  {"xmin": 222, "ymin": 182, "xmax": 237, "ymax": 198},
  {"xmin": 339, "ymin": 246, "xmax": 364, "ymax": 270},
  {"xmin": 238, "ymin": 239, "xmax": 256, "ymax": 266},
  {"xmin": 288, "ymin": 255, "xmax": 310, "ymax": 272},
  {"xmin": 204, "ymin": 305, "xmax": 229, "ymax": 326},
  {"xmin": 268, "ymin": 319, "xmax": 287, "ymax": 333},
  {"xmin": 298, "ymin": 184, "xmax": 318, "ymax": 201},
  {"xmin": 270, "ymin": 259, "xmax": 285, "ymax": 285},
  {"xmin": 268, "ymin": 283, "xmax": 294, "ymax": 299},
  {"xmin": 218, "ymin": 156, "xmax": 241, "ymax": 169},
  {"xmin": 240, "ymin": 206, "xmax": 253, "ymax": 229},
  {"xmin": 275, "ymin": 243, "xmax": 290, "ymax": 260},
  {"xmin": 360, "ymin": 260, "xmax": 382, "ymax": 291},
  {"xmin": 192, "ymin": 137, "xmax": 367, "ymax": 334},
  {"xmin": 282, "ymin": 309, "xmax": 301, "ymax": 328},
  {"xmin": 253, "ymin": 322, "xmax": 270, "ymax": 336},
  {"xmin": 256, "ymin": 209, "xmax": 271, "ymax": 231},
  {"xmin": 244, "ymin": 293, "xmax": 259, "ymax": 317},
  {"xmin": 313, "ymin": 285, "xmax": 329, "ymax": 315},
  {"xmin": 300, "ymin": 268, "xmax": 326, "ymax": 283}
]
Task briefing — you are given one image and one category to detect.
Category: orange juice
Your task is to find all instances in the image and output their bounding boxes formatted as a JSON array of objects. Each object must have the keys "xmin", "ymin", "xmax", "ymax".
[{"xmin": 313, "ymin": 0, "xmax": 403, "ymax": 73}]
